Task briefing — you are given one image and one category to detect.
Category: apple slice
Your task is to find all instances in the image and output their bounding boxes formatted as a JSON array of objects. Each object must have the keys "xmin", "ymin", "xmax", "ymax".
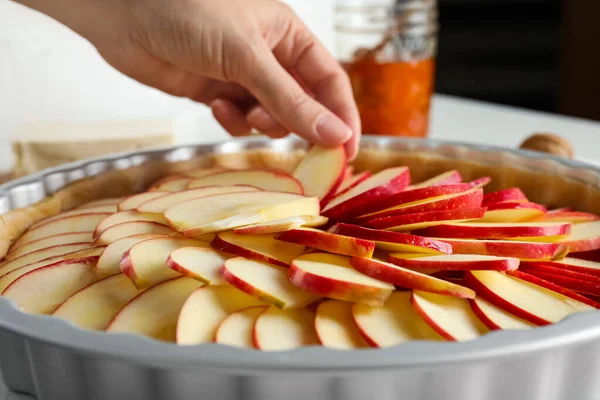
[
  {"xmin": 292, "ymin": 145, "xmax": 346, "ymax": 206},
  {"xmin": 137, "ymin": 185, "xmax": 262, "ymax": 214},
  {"xmin": 434, "ymin": 237, "xmax": 567, "ymax": 260},
  {"xmin": 187, "ymin": 169, "xmax": 303, "ymax": 194},
  {"xmin": 464, "ymin": 270, "xmax": 595, "ymax": 325},
  {"xmin": 482, "ymin": 188, "xmax": 528, "ymax": 206},
  {"xmin": 364, "ymin": 208, "xmax": 486, "ymax": 231},
  {"xmin": 6, "ymin": 232, "xmax": 93, "ymax": 260},
  {"xmin": 0, "ymin": 248, "xmax": 103, "ymax": 293},
  {"xmin": 166, "ymin": 247, "xmax": 227, "ymax": 285},
  {"xmin": 106, "ymin": 277, "xmax": 204, "ymax": 341},
  {"xmin": 570, "ymin": 249, "xmax": 600, "ymax": 262},
  {"xmin": 117, "ymin": 191, "xmax": 168, "ymax": 211},
  {"xmin": 15, "ymin": 213, "xmax": 111, "ymax": 247},
  {"xmin": 92, "ymin": 221, "xmax": 178, "ymax": 246},
  {"xmin": 356, "ymin": 188, "xmax": 483, "ymax": 222},
  {"xmin": 164, "ymin": 191, "xmax": 319, "ymax": 236},
  {"xmin": 120, "ymin": 237, "xmax": 209, "ymax": 288},
  {"xmin": 95, "ymin": 234, "xmax": 167, "ymax": 275},
  {"xmin": 549, "ymin": 207, "xmax": 575, "ymax": 214},
  {"xmin": 524, "ymin": 257, "xmax": 600, "ymax": 277},
  {"xmin": 274, "ymin": 228, "xmax": 375, "ymax": 258},
  {"xmin": 328, "ymin": 223, "xmax": 451, "ymax": 255},
  {"xmin": 78, "ymin": 197, "xmax": 124, "ymax": 209},
  {"xmin": 93, "ymin": 211, "xmax": 168, "ymax": 238},
  {"xmin": 181, "ymin": 167, "xmax": 229, "ymax": 178},
  {"xmin": 334, "ymin": 171, "xmax": 372, "ymax": 197},
  {"xmin": 176, "ymin": 285, "xmax": 268, "ymax": 344},
  {"xmin": 2, "ymin": 258, "xmax": 99, "ymax": 314},
  {"xmin": 211, "ymin": 231, "xmax": 305, "ymax": 268},
  {"xmin": 481, "ymin": 202, "xmax": 547, "ymax": 222},
  {"xmin": 469, "ymin": 297, "xmax": 534, "ymax": 331},
  {"xmin": 0, "ymin": 242, "xmax": 93, "ymax": 276},
  {"xmin": 415, "ymin": 221, "xmax": 571, "ymax": 240},
  {"xmin": 221, "ymin": 257, "xmax": 320, "ymax": 308},
  {"xmin": 253, "ymin": 306, "xmax": 319, "ymax": 351},
  {"xmin": 535, "ymin": 211, "xmax": 600, "ymax": 224},
  {"xmin": 322, "ymin": 166, "xmax": 410, "ymax": 219},
  {"xmin": 405, "ymin": 170, "xmax": 462, "ymax": 190},
  {"xmin": 515, "ymin": 263, "xmax": 600, "ymax": 296},
  {"xmin": 232, "ymin": 215, "xmax": 328, "ymax": 235},
  {"xmin": 29, "ymin": 205, "xmax": 116, "ymax": 229},
  {"xmin": 52, "ymin": 273, "xmax": 140, "ymax": 330},
  {"xmin": 148, "ymin": 176, "xmax": 192, "ymax": 192},
  {"xmin": 350, "ymin": 257, "xmax": 475, "ymax": 298},
  {"xmin": 387, "ymin": 253, "xmax": 519, "ymax": 272},
  {"xmin": 289, "ymin": 253, "xmax": 394, "ymax": 306},
  {"xmin": 411, "ymin": 291, "xmax": 490, "ymax": 341},
  {"xmin": 214, "ymin": 306, "xmax": 268, "ymax": 349},
  {"xmin": 315, "ymin": 300, "xmax": 370, "ymax": 349},
  {"xmin": 352, "ymin": 291, "xmax": 443, "ymax": 347},
  {"xmin": 557, "ymin": 220, "xmax": 600, "ymax": 252}
]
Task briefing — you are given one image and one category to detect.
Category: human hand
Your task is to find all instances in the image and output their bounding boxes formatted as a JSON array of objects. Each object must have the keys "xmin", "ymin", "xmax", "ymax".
[{"xmin": 18, "ymin": 0, "xmax": 361, "ymax": 158}]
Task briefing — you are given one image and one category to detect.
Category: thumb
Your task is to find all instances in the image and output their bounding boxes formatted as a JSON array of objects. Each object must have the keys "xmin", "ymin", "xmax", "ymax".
[{"xmin": 238, "ymin": 46, "xmax": 353, "ymax": 147}]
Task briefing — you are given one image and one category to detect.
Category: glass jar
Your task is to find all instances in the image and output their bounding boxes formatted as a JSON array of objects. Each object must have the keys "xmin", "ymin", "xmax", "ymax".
[{"xmin": 335, "ymin": 0, "xmax": 439, "ymax": 137}]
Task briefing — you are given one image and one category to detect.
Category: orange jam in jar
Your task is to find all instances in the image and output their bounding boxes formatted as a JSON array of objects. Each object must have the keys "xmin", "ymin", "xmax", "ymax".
[{"xmin": 335, "ymin": 0, "xmax": 438, "ymax": 138}]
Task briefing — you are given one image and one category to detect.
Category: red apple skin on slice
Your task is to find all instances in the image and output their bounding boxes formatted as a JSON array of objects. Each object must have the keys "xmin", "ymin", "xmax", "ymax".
[
  {"xmin": 117, "ymin": 191, "xmax": 168, "ymax": 211},
  {"xmin": 93, "ymin": 211, "xmax": 168, "ymax": 239},
  {"xmin": 322, "ymin": 166, "xmax": 411, "ymax": 220},
  {"xmin": 52, "ymin": 273, "xmax": 140, "ymax": 330},
  {"xmin": 92, "ymin": 221, "xmax": 179, "ymax": 246},
  {"xmin": 411, "ymin": 291, "xmax": 490, "ymax": 341},
  {"xmin": 387, "ymin": 253, "xmax": 519, "ymax": 272},
  {"xmin": 253, "ymin": 306, "xmax": 319, "ymax": 351},
  {"xmin": 5, "ymin": 232, "xmax": 93, "ymax": 261},
  {"xmin": 187, "ymin": 169, "xmax": 304, "ymax": 194},
  {"xmin": 95, "ymin": 234, "xmax": 167, "ymax": 276},
  {"xmin": 482, "ymin": 188, "xmax": 528, "ymax": 206},
  {"xmin": 166, "ymin": 247, "xmax": 227, "ymax": 285},
  {"xmin": 469, "ymin": 297, "xmax": 534, "ymax": 331},
  {"xmin": 15, "ymin": 213, "xmax": 112, "ymax": 247},
  {"xmin": 558, "ymin": 220, "xmax": 600, "ymax": 252},
  {"xmin": 274, "ymin": 228, "xmax": 375, "ymax": 258},
  {"xmin": 328, "ymin": 223, "xmax": 451, "ymax": 255},
  {"xmin": 364, "ymin": 208, "xmax": 486, "ymax": 231},
  {"xmin": 434, "ymin": 238, "xmax": 566, "ymax": 260},
  {"xmin": 315, "ymin": 300, "xmax": 370, "ymax": 349},
  {"xmin": 523, "ymin": 257, "xmax": 600, "ymax": 277},
  {"xmin": 405, "ymin": 170, "xmax": 462, "ymax": 190},
  {"xmin": 352, "ymin": 291, "xmax": 443, "ymax": 347},
  {"xmin": 415, "ymin": 221, "xmax": 571, "ymax": 240},
  {"xmin": 211, "ymin": 231, "xmax": 306, "ymax": 268},
  {"xmin": 481, "ymin": 202, "xmax": 547, "ymax": 222},
  {"xmin": 570, "ymin": 249, "xmax": 600, "ymax": 262},
  {"xmin": 514, "ymin": 264, "xmax": 600, "ymax": 297},
  {"xmin": 2, "ymin": 258, "xmax": 99, "ymax": 314},
  {"xmin": 214, "ymin": 306, "xmax": 268, "ymax": 349},
  {"xmin": 464, "ymin": 270, "xmax": 596, "ymax": 325},
  {"xmin": 289, "ymin": 253, "xmax": 394, "ymax": 306},
  {"xmin": 292, "ymin": 145, "xmax": 346, "ymax": 207},
  {"xmin": 350, "ymin": 257, "xmax": 475, "ymax": 299},
  {"xmin": 335, "ymin": 171, "xmax": 372, "ymax": 197},
  {"xmin": 106, "ymin": 277, "xmax": 204, "ymax": 342},
  {"xmin": 0, "ymin": 242, "xmax": 93, "ymax": 277}
]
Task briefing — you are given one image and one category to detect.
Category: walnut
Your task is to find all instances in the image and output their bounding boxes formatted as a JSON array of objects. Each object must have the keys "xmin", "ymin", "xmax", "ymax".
[{"xmin": 519, "ymin": 133, "xmax": 574, "ymax": 159}]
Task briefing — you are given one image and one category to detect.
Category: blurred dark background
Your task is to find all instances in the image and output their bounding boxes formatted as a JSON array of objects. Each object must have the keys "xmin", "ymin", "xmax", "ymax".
[{"xmin": 435, "ymin": 0, "xmax": 600, "ymax": 122}]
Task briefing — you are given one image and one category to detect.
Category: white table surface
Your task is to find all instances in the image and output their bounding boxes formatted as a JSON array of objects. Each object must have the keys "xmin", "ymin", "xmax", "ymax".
[{"xmin": 1, "ymin": 94, "xmax": 600, "ymax": 400}]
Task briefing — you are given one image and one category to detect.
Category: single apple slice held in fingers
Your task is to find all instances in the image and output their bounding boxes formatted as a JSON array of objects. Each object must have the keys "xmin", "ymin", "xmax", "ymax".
[
  {"xmin": 117, "ymin": 191, "xmax": 168, "ymax": 211},
  {"xmin": 469, "ymin": 297, "xmax": 534, "ymax": 331},
  {"xmin": 405, "ymin": 170, "xmax": 462, "ymax": 190},
  {"xmin": 0, "ymin": 242, "xmax": 93, "ymax": 276},
  {"xmin": 30, "ymin": 205, "xmax": 116, "ymax": 229},
  {"xmin": 232, "ymin": 215, "xmax": 328, "ymax": 235},
  {"xmin": 52, "ymin": 273, "xmax": 140, "ymax": 330},
  {"xmin": 137, "ymin": 185, "xmax": 262, "ymax": 214},
  {"xmin": 6, "ymin": 232, "xmax": 93, "ymax": 261},
  {"xmin": 322, "ymin": 166, "xmax": 411, "ymax": 220},
  {"xmin": 387, "ymin": 253, "xmax": 519, "ymax": 272},
  {"xmin": 292, "ymin": 145, "xmax": 346, "ymax": 206},
  {"xmin": 482, "ymin": 188, "xmax": 528, "ymax": 206},
  {"xmin": 289, "ymin": 253, "xmax": 394, "ymax": 306},
  {"xmin": 253, "ymin": 306, "xmax": 319, "ymax": 351},
  {"xmin": 221, "ymin": 257, "xmax": 319, "ymax": 308},
  {"xmin": 557, "ymin": 220, "xmax": 600, "ymax": 252},
  {"xmin": 274, "ymin": 228, "xmax": 375, "ymax": 258},
  {"xmin": 148, "ymin": 176, "xmax": 192, "ymax": 192},
  {"xmin": 481, "ymin": 202, "xmax": 547, "ymax": 222},
  {"xmin": 187, "ymin": 169, "xmax": 304, "ymax": 194},
  {"xmin": 15, "ymin": 213, "xmax": 111, "ymax": 247},
  {"xmin": 176, "ymin": 285, "xmax": 268, "ymax": 345},
  {"xmin": 106, "ymin": 277, "xmax": 204, "ymax": 341},
  {"xmin": 95, "ymin": 234, "xmax": 167, "ymax": 276},
  {"xmin": 93, "ymin": 211, "xmax": 168, "ymax": 239},
  {"xmin": 2, "ymin": 258, "xmax": 99, "ymax": 314},
  {"xmin": 415, "ymin": 221, "xmax": 571, "ymax": 240},
  {"xmin": 315, "ymin": 300, "xmax": 370, "ymax": 349},
  {"xmin": 364, "ymin": 208, "xmax": 486, "ymax": 231},
  {"xmin": 349, "ymin": 257, "xmax": 475, "ymax": 299},
  {"xmin": 328, "ymin": 223, "xmax": 451, "ymax": 255},
  {"xmin": 335, "ymin": 171, "xmax": 372, "ymax": 197},
  {"xmin": 214, "ymin": 306, "xmax": 268, "ymax": 349},
  {"xmin": 92, "ymin": 221, "xmax": 179, "ymax": 246},
  {"xmin": 464, "ymin": 270, "xmax": 595, "ymax": 325},
  {"xmin": 411, "ymin": 291, "xmax": 490, "ymax": 341},
  {"xmin": 212, "ymin": 231, "xmax": 305, "ymax": 268},
  {"xmin": 352, "ymin": 291, "xmax": 443, "ymax": 347},
  {"xmin": 435, "ymin": 237, "xmax": 567, "ymax": 260},
  {"xmin": 166, "ymin": 247, "xmax": 228, "ymax": 285}
]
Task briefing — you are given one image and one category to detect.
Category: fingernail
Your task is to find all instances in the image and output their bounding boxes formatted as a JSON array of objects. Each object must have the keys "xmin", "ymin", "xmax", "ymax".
[
  {"xmin": 315, "ymin": 114, "xmax": 353, "ymax": 144},
  {"xmin": 247, "ymin": 107, "xmax": 278, "ymax": 132}
]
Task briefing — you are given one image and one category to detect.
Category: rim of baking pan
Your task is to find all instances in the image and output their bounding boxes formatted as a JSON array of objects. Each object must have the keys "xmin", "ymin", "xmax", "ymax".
[{"xmin": 1, "ymin": 135, "xmax": 600, "ymax": 374}]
